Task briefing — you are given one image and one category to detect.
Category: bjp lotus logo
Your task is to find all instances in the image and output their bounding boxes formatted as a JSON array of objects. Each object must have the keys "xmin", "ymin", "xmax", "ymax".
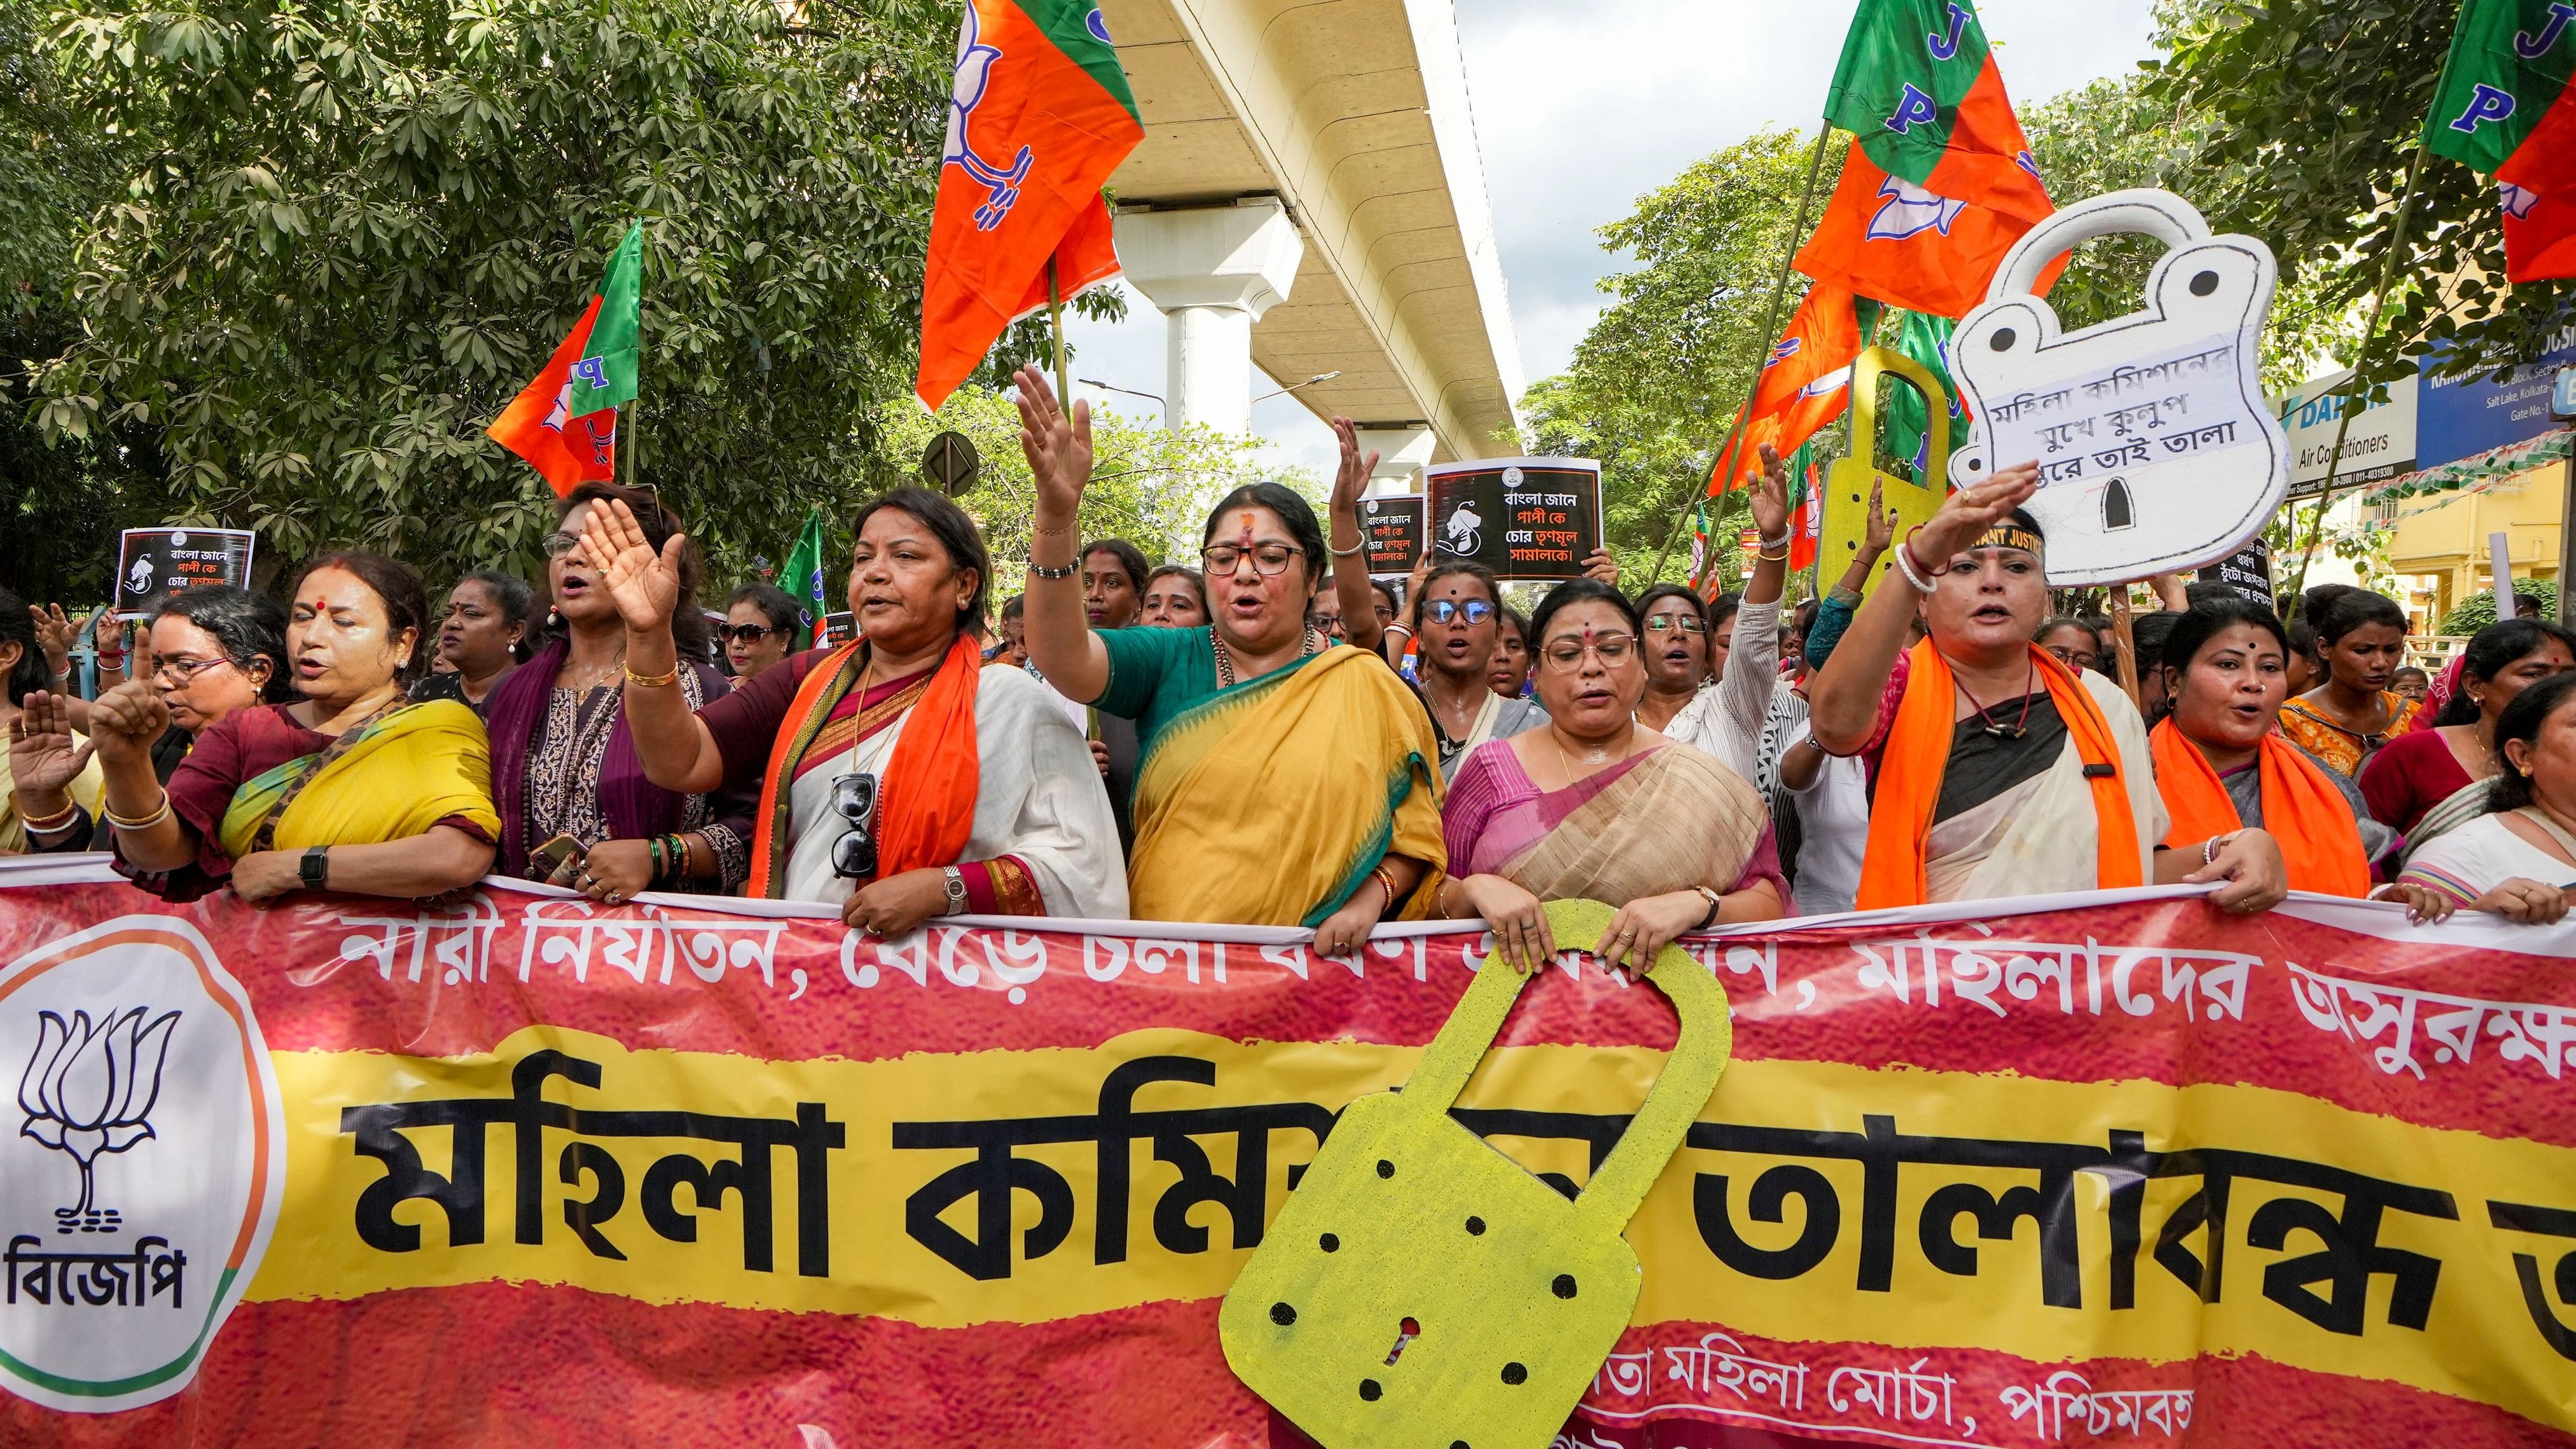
[{"xmin": 15, "ymin": 1007, "xmax": 180, "ymax": 1234}]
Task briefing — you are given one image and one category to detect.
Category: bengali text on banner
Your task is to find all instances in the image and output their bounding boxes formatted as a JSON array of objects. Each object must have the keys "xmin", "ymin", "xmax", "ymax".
[{"xmin": 0, "ymin": 857, "xmax": 2570, "ymax": 1446}]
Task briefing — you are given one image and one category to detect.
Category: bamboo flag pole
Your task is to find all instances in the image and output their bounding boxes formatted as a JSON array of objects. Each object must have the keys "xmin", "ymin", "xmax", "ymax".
[
  {"xmin": 1048, "ymin": 257, "xmax": 1072, "ymax": 407},
  {"xmin": 2283, "ymin": 146, "xmax": 2430, "ymax": 618},
  {"xmin": 1653, "ymin": 121, "xmax": 1836, "ymax": 590}
]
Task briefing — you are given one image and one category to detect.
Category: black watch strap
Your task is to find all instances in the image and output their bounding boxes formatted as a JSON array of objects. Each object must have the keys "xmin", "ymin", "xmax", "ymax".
[{"xmin": 300, "ymin": 845, "xmax": 330, "ymax": 891}]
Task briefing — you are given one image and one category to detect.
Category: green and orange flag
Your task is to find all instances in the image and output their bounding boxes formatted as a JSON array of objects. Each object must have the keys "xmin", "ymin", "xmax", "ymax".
[
  {"xmin": 915, "ymin": 0, "xmax": 1144, "ymax": 412},
  {"xmin": 487, "ymin": 224, "xmax": 644, "ymax": 497},
  {"xmin": 2425, "ymin": 0, "xmax": 2576, "ymax": 282}
]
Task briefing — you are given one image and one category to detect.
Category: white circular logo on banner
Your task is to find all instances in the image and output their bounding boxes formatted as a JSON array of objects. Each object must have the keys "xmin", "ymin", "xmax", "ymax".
[
  {"xmin": 1501, "ymin": 466, "xmax": 1525, "ymax": 488},
  {"xmin": 1364, "ymin": 500, "xmax": 1379, "ymax": 517},
  {"xmin": 0, "ymin": 917, "xmax": 283, "ymax": 1412},
  {"xmin": 168, "ymin": 531, "xmax": 188, "ymax": 549}
]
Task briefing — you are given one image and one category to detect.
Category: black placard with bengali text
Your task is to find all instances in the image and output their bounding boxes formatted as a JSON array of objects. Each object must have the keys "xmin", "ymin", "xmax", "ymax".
[
  {"xmin": 1423, "ymin": 459, "xmax": 1602, "ymax": 583},
  {"xmin": 1358, "ymin": 496, "xmax": 1425, "ymax": 578},
  {"xmin": 114, "ymin": 528, "xmax": 256, "ymax": 619},
  {"xmin": 2194, "ymin": 537, "xmax": 2274, "ymax": 607}
]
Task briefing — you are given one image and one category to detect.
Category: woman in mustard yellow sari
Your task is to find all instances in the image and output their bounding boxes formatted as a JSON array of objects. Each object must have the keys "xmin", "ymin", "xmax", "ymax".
[
  {"xmin": 1013, "ymin": 367, "xmax": 1444, "ymax": 947},
  {"xmin": 88, "ymin": 552, "xmax": 499, "ymax": 902}
]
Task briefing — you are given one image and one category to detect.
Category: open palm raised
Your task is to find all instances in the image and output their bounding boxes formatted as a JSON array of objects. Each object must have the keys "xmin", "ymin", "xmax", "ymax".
[{"xmin": 576, "ymin": 497, "xmax": 688, "ymax": 634}]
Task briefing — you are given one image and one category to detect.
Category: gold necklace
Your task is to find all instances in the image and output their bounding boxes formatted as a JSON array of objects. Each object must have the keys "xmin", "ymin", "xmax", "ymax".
[
  {"xmin": 1214, "ymin": 626, "xmax": 1317, "ymax": 689},
  {"xmin": 1550, "ymin": 722, "xmax": 1632, "ymax": 782}
]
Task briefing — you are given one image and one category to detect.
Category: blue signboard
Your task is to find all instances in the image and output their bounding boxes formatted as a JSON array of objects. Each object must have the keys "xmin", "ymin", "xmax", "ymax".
[
  {"xmin": 2556, "ymin": 365, "xmax": 2576, "ymax": 421},
  {"xmin": 2415, "ymin": 327, "xmax": 2576, "ymax": 469}
]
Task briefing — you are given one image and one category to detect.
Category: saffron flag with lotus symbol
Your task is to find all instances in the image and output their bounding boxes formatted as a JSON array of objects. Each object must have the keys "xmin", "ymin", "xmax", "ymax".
[
  {"xmin": 2425, "ymin": 0, "xmax": 2576, "ymax": 282},
  {"xmin": 485, "ymin": 223, "xmax": 645, "ymax": 497},
  {"xmin": 915, "ymin": 0, "xmax": 1144, "ymax": 412}
]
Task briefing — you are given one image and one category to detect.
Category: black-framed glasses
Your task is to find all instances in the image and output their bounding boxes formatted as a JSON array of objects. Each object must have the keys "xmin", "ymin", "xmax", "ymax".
[
  {"xmin": 1540, "ymin": 633, "xmax": 1637, "ymax": 672},
  {"xmin": 830, "ymin": 772, "xmax": 880, "ymax": 879},
  {"xmin": 1643, "ymin": 611, "xmax": 1707, "ymax": 635},
  {"xmin": 1202, "ymin": 543, "xmax": 1305, "ymax": 577},
  {"xmin": 1307, "ymin": 613, "xmax": 1347, "ymax": 639},
  {"xmin": 722, "ymin": 623, "xmax": 783, "ymax": 646},
  {"xmin": 1424, "ymin": 599, "xmax": 1495, "ymax": 626}
]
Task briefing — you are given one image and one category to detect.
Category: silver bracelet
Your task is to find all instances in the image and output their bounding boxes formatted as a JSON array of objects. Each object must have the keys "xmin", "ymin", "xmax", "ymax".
[
  {"xmin": 1028, "ymin": 558, "xmax": 1077, "ymax": 580},
  {"xmin": 1757, "ymin": 530, "xmax": 1792, "ymax": 551},
  {"xmin": 2203, "ymin": 830, "xmax": 2240, "ymax": 866},
  {"xmin": 1327, "ymin": 537, "xmax": 1366, "ymax": 558},
  {"xmin": 1889, "ymin": 541, "xmax": 1938, "ymax": 595}
]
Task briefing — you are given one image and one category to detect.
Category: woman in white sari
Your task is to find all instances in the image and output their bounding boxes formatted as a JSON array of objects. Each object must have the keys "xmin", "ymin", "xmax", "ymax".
[{"xmin": 581, "ymin": 487, "xmax": 1125, "ymax": 930}]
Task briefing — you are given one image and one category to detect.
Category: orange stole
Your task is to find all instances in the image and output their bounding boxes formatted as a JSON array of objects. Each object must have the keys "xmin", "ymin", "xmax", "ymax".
[
  {"xmin": 746, "ymin": 634, "xmax": 985, "ymax": 897},
  {"xmin": 1855, "ymin": 641, "xmax": 2142, "ymax": 910},
  {"xmin": 2149, "ymin": 718, "xmax": 2369, "ymax": 898}
]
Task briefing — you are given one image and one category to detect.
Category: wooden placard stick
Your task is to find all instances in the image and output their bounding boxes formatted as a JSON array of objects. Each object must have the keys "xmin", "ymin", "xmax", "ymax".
[{"xmin": 2109, "ymin": 587, "xmax": 2143, "ymax": 711}]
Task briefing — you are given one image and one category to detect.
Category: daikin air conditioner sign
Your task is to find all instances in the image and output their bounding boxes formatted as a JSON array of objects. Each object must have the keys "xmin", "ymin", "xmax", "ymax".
[{"xmin": 2273, "ymin": 368, "xmax": 2416, "ymax": 499}]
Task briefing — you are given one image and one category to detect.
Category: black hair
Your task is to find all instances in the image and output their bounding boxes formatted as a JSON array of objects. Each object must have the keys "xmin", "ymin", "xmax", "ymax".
[
  {"xmin": 1495, "ymin": 602, "xmax": 1530, "ymax": 646},
  {"xmin": 2393, "ymin": 664, "xmax": 2432, "ymax": 682},
  {"xmin": 2313, "ymin": 588, "xmax": 2407, "ymax": 646},
  {"xmin": 1200, "ymin": 482, "xmax": 1327, "ymax": 587},
  {"xmin": 2299, "ymin": 582, "xmax": 2361, "ymax": 627},
  {"xmin": 1081, "ymin": 538, "xmax": 1149, "ymax": 592},
  {"xmin": 1634, "ymin": 583, "xmax": 1706, "ymax": 629},
  {"xmin": 1417, "ymin": 562, "xmax": 1500, "ymax": 613},
  {"xmin": 851, "ymin": 486, "xmax": 992, "ymax": 634},
  {"xmin": 2285, "ymin": 619, "xmax": 2318, "ymax": 663},
  {"xmin": 2434, "ymin": 617, "xmax": 2576, "ymax": 726},
  {"xmin": 2036, "ymin": 616, "xmax": 2097, "ymax": 648},
  {"xmin": 561, "ymin": 482, "xmax": 711, "ymax": 660},
  {"xmin": 999, "ymin": 593, "xmax": 1025, "ymax": 622},
  {"xmin": 2157, "ymin": 594, "xmax": 2290, "ymax": 675},
  {"xmin": 289, "ymin": 550, "xmax": 435, "ymax": 685},
  {"xmin": 1370, "ymin": 579, "xmax": 1400, "ymax": 617},
  {"xmin": 1527, "ymin": 578, "xmax": 1640, "ymax": 652},
  {"xmin": 2127, "ymin": 610, "xmax": 2185, "ymax": 679},
  {"xmin": 726, "ymin": 581, "xmax": 801, "ymax": 637},
  {"xmin": 2516, "ymin": 592, "xmax": 2546, "ymax": 618},
  {"xmin": 2489, "ymin": 671, "xmax": 2576, "ymax": 812},
  {"xmin": 0, "ymin": 585, "xmax": 50, "ymax": 705},
  {"xmin": 1705, "ymin": 589, "xmax": 1741, "ymax": 632},
  {"xmin": 454, "ymin": 570, "xmax": 537, "ymax": 663},
  {"xmin": 1144, "ymin": 564, "xmax": 1207, "ymax": 616},
  {"xmin": 153, "ymin": 585, "xmax": 293, "ymax": 703}
]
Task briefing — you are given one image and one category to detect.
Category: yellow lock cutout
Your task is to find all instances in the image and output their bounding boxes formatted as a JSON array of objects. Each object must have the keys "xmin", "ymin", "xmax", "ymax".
[
  {"xmin": 1820, "ymin": 345, "xmax": 1953, "ymax": 601},
  {"xmin": 1219, "ymin": 899, "xmax": 1731, "ymax": 1449}
]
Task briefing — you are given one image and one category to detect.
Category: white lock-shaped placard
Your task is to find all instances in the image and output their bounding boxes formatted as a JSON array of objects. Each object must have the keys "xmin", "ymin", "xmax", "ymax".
[{"xmin": 1947, "ymin": 190, "xmax": 2287, "ymax": 586}]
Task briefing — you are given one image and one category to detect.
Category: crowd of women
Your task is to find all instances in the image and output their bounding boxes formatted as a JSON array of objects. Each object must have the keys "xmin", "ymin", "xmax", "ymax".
[{"xmin": 8, "ymin": 364, "xmax": 2576, "ymax": 955}]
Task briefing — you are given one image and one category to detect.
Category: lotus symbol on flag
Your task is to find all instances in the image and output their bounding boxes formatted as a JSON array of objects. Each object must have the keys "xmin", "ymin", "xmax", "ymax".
[
  {"xmin": 1868, "ymin": 177, "xmax": 1967, "ymax": 242},
  {"xmin": 944, "ymin": 3, "xmax": 1035, "ymax": 231},
  {"xmin": 17, "ymin": 1007, "xmax": 181, "ymax": 1233}
]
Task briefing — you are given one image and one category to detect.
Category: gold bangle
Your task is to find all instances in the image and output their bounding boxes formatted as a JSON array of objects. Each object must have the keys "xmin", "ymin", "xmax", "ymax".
[
  {"xmin": 19, "ymin": 799, "xmax": 81, "ymax": 834},
  {"xmin": 1756, "ymin": 546, "xmax": 1790, "ymax": 562},
  {"xmin": 623, "ymin": 662, "xmax": 681, "ymax": 689},
  {"xmin": 1032, "ymin": 520, "xmax": 1074, "ymax": 538},
  {"xmin": 105, "ymin": 789, "xmax": 173, "ymax": 831}
]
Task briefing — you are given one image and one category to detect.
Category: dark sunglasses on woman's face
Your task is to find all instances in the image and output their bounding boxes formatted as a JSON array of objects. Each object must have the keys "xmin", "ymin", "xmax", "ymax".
[
  {"xmin": 722, "ymin": 623, "xmax": 784, "ymax": 646},
  {"xmin": 831, "ymin": 772, "xmax": 880, "ymax": 879},
  {"xmin": 1423, "ymin": 599, "xmax": 1495, "ymax": 626}
]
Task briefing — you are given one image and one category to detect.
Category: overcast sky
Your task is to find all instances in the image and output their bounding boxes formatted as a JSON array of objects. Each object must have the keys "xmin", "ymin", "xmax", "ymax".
[{"xmin": 1063, "ymin": 0, "xmax": 2161, "ymax": 477}]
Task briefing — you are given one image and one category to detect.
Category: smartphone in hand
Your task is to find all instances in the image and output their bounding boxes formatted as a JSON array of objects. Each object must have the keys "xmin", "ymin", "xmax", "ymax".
[{"xmin": 529, "ymin": 833, "xmax": 587, "ymax": 881}]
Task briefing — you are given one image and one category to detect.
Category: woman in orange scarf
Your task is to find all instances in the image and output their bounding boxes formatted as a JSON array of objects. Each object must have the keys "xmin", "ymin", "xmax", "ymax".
[
  {"xmin": 1806, "ymin": 462, "xmax": 2286, "ymax": 913},
  {"xmin": 579, "ymin": 487, "xmax": 1125, "ymax": 931},
  {"xmin": 2147, "ymin": 595, "xmax": 2447, "ymax": 915}
]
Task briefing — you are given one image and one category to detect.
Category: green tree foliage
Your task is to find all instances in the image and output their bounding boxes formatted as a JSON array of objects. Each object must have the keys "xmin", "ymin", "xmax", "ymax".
[
  {"xmin": 2440, "ymin": 576, "xmax": 2558, "ymax": 635},
  {"xmin": 29, "ymin": 0, "xmax": 952, "ymax": 595},
  {"xmin": 1521, "ymin": 127, "xmax": 1841, "ymax": 588},
  {"xmin": 2145, "ymin": 0, "xmax": 2575, "ymax": 397}
]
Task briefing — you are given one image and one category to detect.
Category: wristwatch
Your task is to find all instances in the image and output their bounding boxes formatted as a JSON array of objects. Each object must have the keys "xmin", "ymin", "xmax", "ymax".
[
  {"xmin": 1693, "ymin": 885, "xmax": 1724, "ymax": 930},
  {"xmin": 943, "ymin": 866, "xmax": 969, "ymax": 914},
  {"xmin": 300, "ymin": 846, "xmax": 331, "ymax": 892}
]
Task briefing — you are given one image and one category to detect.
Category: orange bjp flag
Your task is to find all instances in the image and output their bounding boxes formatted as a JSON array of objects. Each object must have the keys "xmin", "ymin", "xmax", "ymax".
[
  {"xmin": 915, "ymin": 0, "xmax": 1146, "ymax": 412},
  {"xmin": 1792, "ymin": 141, "xmax": 2065, "ymax": 321},
  {"xmin": 485, "ymin": 295, "xmax": 618, "ymax": 498}
]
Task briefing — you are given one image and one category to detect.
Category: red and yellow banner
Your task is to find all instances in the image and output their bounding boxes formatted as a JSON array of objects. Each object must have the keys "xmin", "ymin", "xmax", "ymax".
[{"xmin": 1, "ymin": 859, "xmax": 2572, "ymax": 1446}]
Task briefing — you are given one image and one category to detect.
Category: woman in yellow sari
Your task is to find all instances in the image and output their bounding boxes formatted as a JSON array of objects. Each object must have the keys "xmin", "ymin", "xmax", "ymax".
[
  {"xmin": 88, "ymin": 551, "xmax": 499, "ymax": 902},
  {"xmin": 1013, "ymin": 367, "xmax": 1444, "ymax": 948}
]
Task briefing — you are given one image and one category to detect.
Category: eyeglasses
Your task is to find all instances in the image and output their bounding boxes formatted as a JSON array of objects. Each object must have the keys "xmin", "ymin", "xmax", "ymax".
[
  {"xmin": 1643, "ymin": 612, "xmax": 1707, "ymax": 635},
  {"xmin": 2044, "ymin": 644, "xmax": 2098, "ymax": 672},
  {"xmin": 541, "ymin": 531, "xmax": 585, "ymax": 558},
  {"xmin": 1371, "ymin": 604, "xmax": 1397, "ymax": 623},
  {"xmin": 1423, "ymin": 599, "xmax": 1495, "ymax": 626},
  {"xmin": 830, "ymin": 772, "xmax": 880, "ymax": 879},
  {"xmin": 1540, "ymin": 633, "xmax": 1637, "ymax": 672},
  {"xmin": 151, "ymin": 655, "xmax": 239, "ymax": 686},
  {"xmin": 1308, "ymin": 614, "xmax": 1347, "ymax": 638},
  {"xmin": 1201, "ymin": 543, "xmax": 1305, "ymax": 577},
  {"xmin": 722, "ymin": 623, "xmax": 784, "ymax": 646}
]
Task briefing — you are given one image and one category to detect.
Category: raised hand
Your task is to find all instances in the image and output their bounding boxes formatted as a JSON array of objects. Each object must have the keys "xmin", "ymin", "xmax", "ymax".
[
  {"xmin": 84, "ymin": 679, "xmax": 169, "ymax": 767},
  {"xmin": 7, "ymin": 691, "xmax": 95, "ymax": 800},
  {"xmin": 1749, "ymin": 443, "xmax": 1792, "ymax": 542},
  {"xmin": 1329, "ymin": 417, "xmax": 1380, "ymax": 517},
  {"xmin": 31, "ymin": 603, "xmax": 78, "ymax": 679},
  {"xmin": 1013, "ymin": 364, "xmax": 1093, "ymax": 530},
  {"xmin": 1582, "ymin": 548, "xmax": 1621, "ymax": 588},
  {"xmin": 1913, "ymin": 458, "xmax": 2040, "ymax": 566},
  {"xmin": 576, "ymin": 497, "xmax": 685, "ymax": 635},
  {"xmin": 1863, "ymin": 475, "xmax": 1895, "ymax": 559}
]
